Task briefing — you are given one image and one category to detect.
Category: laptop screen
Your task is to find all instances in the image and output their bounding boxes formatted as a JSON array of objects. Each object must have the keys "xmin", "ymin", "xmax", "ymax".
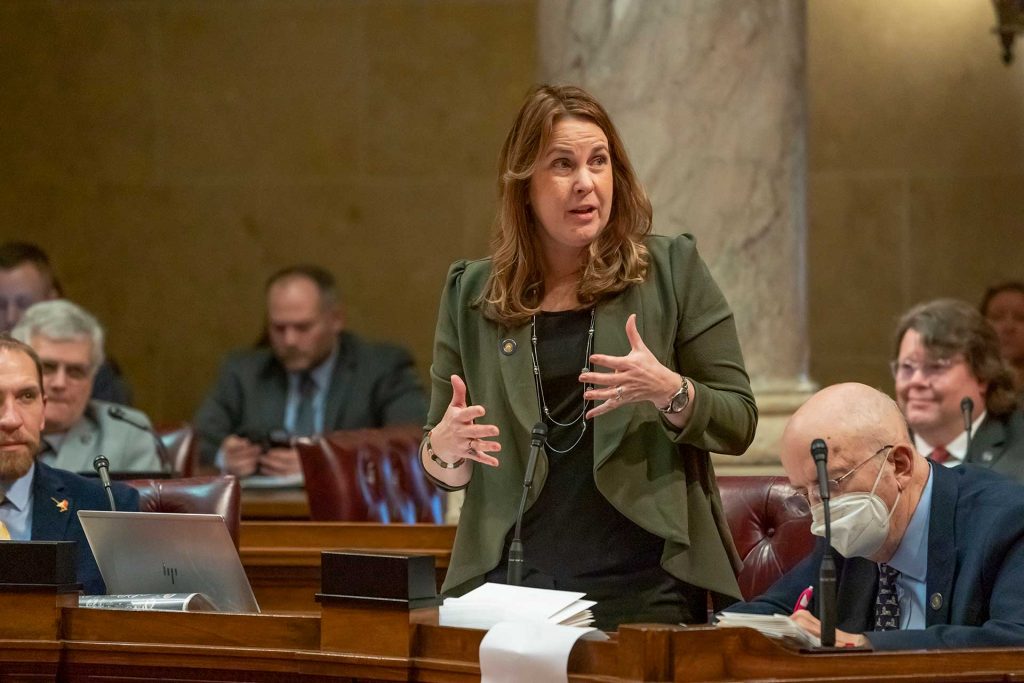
[{"xmin": 78, "ymin": 510, "xmax": 260, "ymax": 613}]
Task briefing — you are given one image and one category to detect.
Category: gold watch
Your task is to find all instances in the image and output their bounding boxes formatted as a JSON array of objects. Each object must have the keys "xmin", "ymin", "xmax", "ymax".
[{"xmin": 659, "ymin": 377, "xmax": 690, "ymax": 414}]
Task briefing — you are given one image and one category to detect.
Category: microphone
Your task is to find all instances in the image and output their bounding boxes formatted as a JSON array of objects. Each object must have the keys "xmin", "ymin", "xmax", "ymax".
[
  {"xmin": 507, "ymin": 421, "xmax": 547, "ymax": 586},
  {"xmin": 107, "ymin": 406, "xmax": 172, "ymax": 474},
  {"xmin": 961, "ymin": 397, "xmax": 974, "ymax": 453},
  {"xmin": 92, "ymin": 454, "xmax": 117, "ymax": 511},
  {"xmin": 810, "ymin": 438, "xmax": 837, "ymax": 648}
]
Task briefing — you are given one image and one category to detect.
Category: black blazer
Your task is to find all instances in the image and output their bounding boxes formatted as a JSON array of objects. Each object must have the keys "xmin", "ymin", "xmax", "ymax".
[{"xmin": 965, "ymin": 410, "xmax": 1024, "ymax": 483}]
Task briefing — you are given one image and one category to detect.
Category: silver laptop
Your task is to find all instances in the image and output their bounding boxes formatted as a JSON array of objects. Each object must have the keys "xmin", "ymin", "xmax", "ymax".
[{"xmin": 78, "ymin": 510, "xmax": 260, "ymax": 613}]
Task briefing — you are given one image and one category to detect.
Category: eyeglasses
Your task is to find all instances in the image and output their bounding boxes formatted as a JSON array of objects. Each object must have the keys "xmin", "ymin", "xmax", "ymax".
[
  {"xmin": 799, "ymin": 444, "xmax": 894, "ymax": 506},
  {"xmin": 889, "ymin": 357, "xmax": 959, "ymax": 382},
  {"xmin": 40, "ymin": 360, "xmax": 92, "ymax": 382}
]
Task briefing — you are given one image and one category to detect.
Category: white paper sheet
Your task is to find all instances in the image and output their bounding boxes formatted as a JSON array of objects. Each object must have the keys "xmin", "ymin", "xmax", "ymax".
[
  {"xmin": 479, "ymin": 620, "xmax": 607, "ymax": 683},
  {"xmin": 439, "ymin": 582, "xmax": 595, "ymax": 629}
]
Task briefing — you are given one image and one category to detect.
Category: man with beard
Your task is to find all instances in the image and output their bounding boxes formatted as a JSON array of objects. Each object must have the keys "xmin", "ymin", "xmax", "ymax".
[
  {"xmin": 0, "ymin": 335, "xmax": 138, "ymax": 594},
  {"xmin": 193, "ymin": 265, "xmax": 427, "ymax": 479}
]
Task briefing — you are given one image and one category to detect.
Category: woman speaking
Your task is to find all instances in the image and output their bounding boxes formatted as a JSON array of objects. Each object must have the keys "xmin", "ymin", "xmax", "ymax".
[{"xmin": 421, "ymin": 85, "xmax": 757, "ymax": 630}]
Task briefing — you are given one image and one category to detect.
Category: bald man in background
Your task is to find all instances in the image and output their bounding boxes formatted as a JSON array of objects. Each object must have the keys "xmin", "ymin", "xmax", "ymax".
[{"xmin": 726, "ymin": 382, "xmax": 1024, "ymax": 650}]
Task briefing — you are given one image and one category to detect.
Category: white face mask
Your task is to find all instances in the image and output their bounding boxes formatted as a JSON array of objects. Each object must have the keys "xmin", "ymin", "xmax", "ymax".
[{"xmin": 810, "ymin": 455, "xmax": 901, "ymax": 559}]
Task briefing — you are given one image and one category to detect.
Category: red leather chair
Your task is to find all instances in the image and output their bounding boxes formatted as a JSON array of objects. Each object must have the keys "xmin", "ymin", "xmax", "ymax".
[
  {"xmin": 717, "ymin": 475, "xmax": 816, "ymax": 600},
  {"xmin": 124, "ymin": 475, "xmax": 241, "ymax": 548},
  {"xmin": 297, "ymin": 425, "xmax": 442, "ymax": 524}
]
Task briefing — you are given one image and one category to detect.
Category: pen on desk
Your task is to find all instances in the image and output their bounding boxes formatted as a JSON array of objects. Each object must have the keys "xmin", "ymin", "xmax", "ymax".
[{"xmin": 792, "ymin": 586, "xmax": 813, "ymax": 613}]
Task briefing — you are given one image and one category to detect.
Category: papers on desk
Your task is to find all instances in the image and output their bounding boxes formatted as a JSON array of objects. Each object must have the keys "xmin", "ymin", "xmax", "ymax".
[
  {"xmin": 480, "ymin": 621, "xmax": 606, "ymax": 683},
  {"xmin": 439, "ymin": 582, "xmax": 595, "ymax": 629},
  {"xmin": 715, "ymin": 612, "xmax": 821, "ymax": 648}
]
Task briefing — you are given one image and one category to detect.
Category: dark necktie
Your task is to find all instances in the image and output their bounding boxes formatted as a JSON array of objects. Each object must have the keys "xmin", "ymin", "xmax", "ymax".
[
  {"xmin": 930, "ymin": 445, "xmax": 950, "ymax": 464},
  {"xmin": 874, "ymin": 563, "xmax": 901, "ymax": 631},
  {"xmin": 293, "ymin": 372, "xmax": 317, "ymax": 437}
]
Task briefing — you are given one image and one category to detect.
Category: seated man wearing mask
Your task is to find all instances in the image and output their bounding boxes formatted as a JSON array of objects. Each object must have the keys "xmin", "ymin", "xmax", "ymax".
[
  {"xmin": 11, "ymin": 301, "xmax": 162, "ymax": 474},
  {"xmin": 892, "ymin": 298, "xmax": 1024, "ymax": 482},
  {"xmin": 0, "ymin": 335, "xmax": 138, "ymax": 594},
  {"xmin": 726, "ymin": 382, "xmax": 1024, "ymax": 649}
]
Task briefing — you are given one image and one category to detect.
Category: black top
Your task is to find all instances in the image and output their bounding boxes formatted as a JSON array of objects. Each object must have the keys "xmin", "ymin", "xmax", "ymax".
[{"xmin": 487, "ymin": 309, "xmax": 703, "ymax": 629}]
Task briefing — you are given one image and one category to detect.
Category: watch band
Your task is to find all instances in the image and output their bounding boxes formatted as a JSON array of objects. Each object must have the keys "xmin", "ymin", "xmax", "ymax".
[{"xmin": 659, "ymin": 376, "xmax": 690, "ymax": 414}]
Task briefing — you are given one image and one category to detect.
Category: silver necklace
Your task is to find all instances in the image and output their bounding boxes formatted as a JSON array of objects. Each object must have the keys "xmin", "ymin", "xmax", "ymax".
[{"xmin": 530, "ymin": 307, "xmax": 596, "ymax": 454}]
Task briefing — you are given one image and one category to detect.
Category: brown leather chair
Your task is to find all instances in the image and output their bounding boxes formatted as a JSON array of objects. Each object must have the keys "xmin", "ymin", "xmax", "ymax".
[
  {"xmin": 717, "ymin": 475, "xmax": 816, "ymax": 600},
  {"xmin": 155, "ymin": 423, "xmax": 199, "ymax": 477},
  {"xmin": 124, "ymin": 475, "xmax": 241, "ymax": 548},
  {"xmin": 297, "ymin": 425, "xmax": 443, "ymax": 524}
]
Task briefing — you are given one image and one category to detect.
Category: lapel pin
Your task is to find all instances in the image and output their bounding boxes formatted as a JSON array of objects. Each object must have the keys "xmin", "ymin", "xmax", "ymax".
[
  {"xmin": 500, "ymin": 339, "xmax": 517, "ymax": 356},
  {"xmin": 51, "ymin": 497, "xmax": 69, "ymax": 513}
]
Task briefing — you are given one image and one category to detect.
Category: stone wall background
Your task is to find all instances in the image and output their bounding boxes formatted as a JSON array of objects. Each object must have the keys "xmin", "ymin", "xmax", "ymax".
[{"xmin": 1, "ymin": 0, "xmax": 1022, "ymax": 442}]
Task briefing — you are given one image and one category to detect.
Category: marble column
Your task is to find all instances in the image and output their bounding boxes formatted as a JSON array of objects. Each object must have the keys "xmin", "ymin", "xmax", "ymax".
[{"xmin": 538, "ymin": 0, "xmax": 813, "ymax": 470}]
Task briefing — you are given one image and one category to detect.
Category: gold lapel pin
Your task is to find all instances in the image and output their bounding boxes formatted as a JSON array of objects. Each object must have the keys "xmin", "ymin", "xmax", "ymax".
[{"xmin": 51, "ymin": 497, "xmax": 69, "ymax": 513}]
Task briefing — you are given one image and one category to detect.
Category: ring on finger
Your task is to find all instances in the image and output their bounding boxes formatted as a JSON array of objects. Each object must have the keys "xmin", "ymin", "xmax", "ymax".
[
  {"xmin": 466, "ymin": 438, "xmax": 476, "ymax": 454},
  {"xmin": 615, "ymin": 386, "xmax": 624, "ymax": 401}
]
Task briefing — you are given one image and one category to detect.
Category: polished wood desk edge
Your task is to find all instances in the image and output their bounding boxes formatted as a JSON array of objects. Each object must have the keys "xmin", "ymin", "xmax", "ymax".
[
  {"xmin": 239, "ymin": 520, "xmax": 457, "ymax": 543},
  {"xmin": 6, "ymin": 607, "xmax": 1024, "ymax": 682}
]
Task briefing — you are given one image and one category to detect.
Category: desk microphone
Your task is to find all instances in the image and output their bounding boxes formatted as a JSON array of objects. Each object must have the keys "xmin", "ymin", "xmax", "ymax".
[
  {"xmin": 810, "ymin": 438, "xmax": 837, "ymax": 648},
  {"xmin": 961, "ymin": 397, "xmax": 974, "ymax": 453},
  {"xmin": 507, "ymin": 421, "xmax": 547, "ymax": 586},
  {"xmin": 92, "ymin": 454, "xmax": 117, "ymax": 511},
  {"xmin": 107, "ymin": 405, "xmax": 172, "ymax": 475}
]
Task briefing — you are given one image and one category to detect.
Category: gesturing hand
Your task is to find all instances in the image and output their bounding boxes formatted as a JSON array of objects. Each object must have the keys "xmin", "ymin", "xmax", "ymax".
[
  {"xmin": 429, "ymin": 374, "xmax": 502, "ymax": 467},
  {"xmin": 581, "ymin": 313, "xmax": 681, "ymax": 419}
]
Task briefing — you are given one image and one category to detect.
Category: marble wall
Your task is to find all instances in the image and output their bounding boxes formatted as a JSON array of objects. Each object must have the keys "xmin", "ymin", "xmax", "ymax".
[
  {"xmin": 0, "ymin": 0, "xmax": 535, "ymax": 422},
  {"xmin": 808, "ymin": 0, "xmax": 1024, "ymax": 393},
  {"xmin": 2, "ymin": 0, "xmax": 1021, "ymax": 442}
]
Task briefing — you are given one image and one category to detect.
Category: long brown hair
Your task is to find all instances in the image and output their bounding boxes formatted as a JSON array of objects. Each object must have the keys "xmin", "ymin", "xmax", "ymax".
[{"xmin": 479, "ymin": 85, "xmax": 652, "ymax": 326}]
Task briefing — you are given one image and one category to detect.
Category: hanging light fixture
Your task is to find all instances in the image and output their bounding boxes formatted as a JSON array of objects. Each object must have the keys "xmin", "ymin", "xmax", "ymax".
[{"xmin": 993, "ymin": 0, "xmax": 1024, "ymax": 64}]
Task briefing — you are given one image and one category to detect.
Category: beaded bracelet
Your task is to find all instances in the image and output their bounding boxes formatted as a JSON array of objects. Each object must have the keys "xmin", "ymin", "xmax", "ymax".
[{"xmin": 426, "ymin": 431, "xmax": 466, "ymax": 469}]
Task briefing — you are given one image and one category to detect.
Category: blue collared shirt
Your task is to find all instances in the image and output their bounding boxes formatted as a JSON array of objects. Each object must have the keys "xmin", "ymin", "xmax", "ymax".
[
  {"xmin": 0, "ymin": 462, "xmax": 36, "ymax": 541},
  {"xmin": 283, "ymin": 343, "xmax": 338, "ymax": 436},
  {"xmin": 884, "ymin": 462, "xmax": 934, "ymax": 630}
]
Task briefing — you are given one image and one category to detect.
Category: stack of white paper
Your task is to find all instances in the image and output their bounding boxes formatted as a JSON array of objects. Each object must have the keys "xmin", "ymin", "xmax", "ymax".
[
  {"xmin": 439, "ymin": 582, "xmax": 595, "ymax": 630},
  {"xmin": 715, "ymin": 612, "xmax": 820, "ymax": 648}
]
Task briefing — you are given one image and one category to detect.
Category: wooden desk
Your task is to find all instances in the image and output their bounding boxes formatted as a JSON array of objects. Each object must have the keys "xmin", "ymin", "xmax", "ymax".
[
  {"xmin": 5, "ymin": 593, "xmax": 1024, "ymax": 683},
  {"xmin": 240, "ymin": 487, "xmax": 310, "ymax": 520},
  {"xmin": 239, "ymin": 521, "xmax": 457, "ymax": 612}
]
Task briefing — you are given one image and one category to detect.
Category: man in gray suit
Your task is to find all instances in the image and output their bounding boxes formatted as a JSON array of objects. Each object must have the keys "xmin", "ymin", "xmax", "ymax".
[
  {"xmin": 193, "ymin": 265, "xmax": 427, "ymax": 478},
  {"xmin": 11, "ymin": 300, "xmax": 161, "ymax": 474},
  {"xmin": 892, "ymin": 298, "xmax": 1024, "ymax": 482}
]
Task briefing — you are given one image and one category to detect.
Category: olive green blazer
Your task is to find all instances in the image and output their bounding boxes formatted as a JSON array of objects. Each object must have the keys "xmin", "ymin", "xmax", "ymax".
[{"xmin": 428, "ymin": 234, "xmax": 757, "ymax": 599}]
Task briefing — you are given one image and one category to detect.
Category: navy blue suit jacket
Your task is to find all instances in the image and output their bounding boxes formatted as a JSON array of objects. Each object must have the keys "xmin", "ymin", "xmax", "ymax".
[
  {"xmin": 30, "ymin": 461, "xmax": 140, "ymax": 595},
  {"xmin": 726, "ymin": 463, "xmax": 1024, "ymax": 650}
]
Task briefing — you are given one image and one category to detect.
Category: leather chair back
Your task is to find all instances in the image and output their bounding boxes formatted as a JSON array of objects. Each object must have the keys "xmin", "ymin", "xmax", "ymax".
[
  {"xmin": 717, "ymin": 475, "xmax": 816, "ymax": 600},
  {"xmin": 155, "ymin": 423, "xmax": 198, "ymax": 477},
  {"xmin": 124, "ymin": 475, "xmax": 241, "ymax": 548},
  {"xmin": 297, "ymin": 425, "xmax": 442, "ymax": 524}
]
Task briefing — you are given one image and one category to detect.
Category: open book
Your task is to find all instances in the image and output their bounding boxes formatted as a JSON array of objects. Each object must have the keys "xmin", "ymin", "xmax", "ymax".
[
  {"xmin": 439, "ymin": 583, "xmax": 595, "ymax": 629},
  {"xmin": 715, "ymin": 611, "xmax": 820, "ymax": 648}
]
